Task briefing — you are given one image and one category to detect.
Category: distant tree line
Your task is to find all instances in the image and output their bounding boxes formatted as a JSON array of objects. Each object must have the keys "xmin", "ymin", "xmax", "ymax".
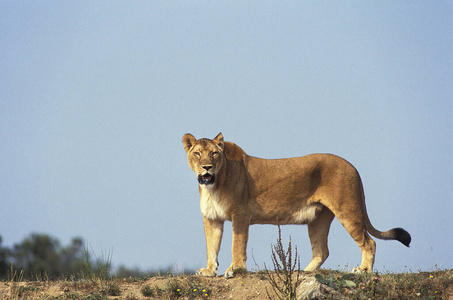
[{"xmin": 0, "ymin": 233, "xmax": 166, "ymax": 280}]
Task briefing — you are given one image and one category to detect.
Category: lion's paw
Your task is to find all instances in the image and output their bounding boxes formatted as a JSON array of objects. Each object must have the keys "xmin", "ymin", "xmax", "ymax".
[
  {"xmin": 223, "ymin": 266, "xmax": 246, "ymax": 279},
  {"xmin": 196, "ymin": 268, "xmax": 218, "ymax": 277},
  {"xmin": 224, "ymin": 267, "xmax": 234, "ymax": 279},
  {"xmin": 352, "ymin": 267, "xmax": 365, "ymax": 274}
]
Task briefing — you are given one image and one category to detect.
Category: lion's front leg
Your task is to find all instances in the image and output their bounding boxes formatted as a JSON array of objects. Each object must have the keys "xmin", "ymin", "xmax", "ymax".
[
  {"xmin": 197, "ymin": 217, "xmax": 224, "ymax": 277},
  {"xmin": 224, "ymin": 217, "xmax": 249, "ymax": 278}
]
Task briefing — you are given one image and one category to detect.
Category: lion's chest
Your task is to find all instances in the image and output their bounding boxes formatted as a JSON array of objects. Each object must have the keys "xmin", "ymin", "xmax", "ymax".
[{"xmin": 199, "ymin": 188, "xmax": 229, "ymax": 221}]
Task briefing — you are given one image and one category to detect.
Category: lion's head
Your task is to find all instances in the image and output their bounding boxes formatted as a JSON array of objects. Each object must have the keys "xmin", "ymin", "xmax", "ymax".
[{"xmin": 182, "ymin": 133, "xmax": 225, "ymax": 186}]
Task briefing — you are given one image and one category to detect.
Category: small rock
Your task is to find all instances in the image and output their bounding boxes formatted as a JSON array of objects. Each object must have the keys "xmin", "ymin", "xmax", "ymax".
[
  {"xmin": 297, "ymin": 276, "xmax": 345, "ymax": 300},
  {"xmin": 297, "ymin": 277, "xmax": 323, "ymax": 300}
]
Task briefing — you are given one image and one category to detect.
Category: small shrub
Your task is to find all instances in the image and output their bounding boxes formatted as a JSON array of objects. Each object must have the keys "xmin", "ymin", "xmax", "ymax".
[
  {"xmin": 65, "ymin": 292, "xmax": 81, "ymax": 300},
  {"xmin": 141, "ymin": 284, "xmax": 154, "ymax": 297},
  {"xmin": 83, "ymin": 245, "xmax": 112, "ymax": 285},
  {"xmin": 264, "ymin": 225, "xmax": 302, "ymax": 300},
  {"xmin": 125, "ymin": 292, "xmax": 139, "ymax": 300},
  {"xmin": 106, "ymin": 281, "xmax": 120, "ymax": 296},
  {"xmin": 187, "ymin": 277, "xmax": 210, "ymax": 298},
  {"xmin": 83, "ymin": 292, "xmax": 108, "ymax": 300}
]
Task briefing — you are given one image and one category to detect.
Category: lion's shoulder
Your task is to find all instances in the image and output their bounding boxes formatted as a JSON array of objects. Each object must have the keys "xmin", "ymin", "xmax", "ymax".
[{"xmin": 224, "ymin": 141, "xmax": 247, "ymax": 162}]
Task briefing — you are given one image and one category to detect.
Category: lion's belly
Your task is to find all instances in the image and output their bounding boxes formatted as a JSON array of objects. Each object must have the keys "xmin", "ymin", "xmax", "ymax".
[
  {"xmin": 288, "ymin": 203, "xmax": 324, "ymax": 224},
  {"xmin": 250, "ymin": 203, "xmax": 324, "ymax": 225}
]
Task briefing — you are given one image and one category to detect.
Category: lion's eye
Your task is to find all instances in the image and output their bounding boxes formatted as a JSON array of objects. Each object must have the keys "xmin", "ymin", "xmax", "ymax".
[
  {"xmin": 212, "ymin": 151, "xmax": 219, "ymax": 157},
  {"xmin": 194, "ymin": 152, "xmax": 201, "ymax": 157}
]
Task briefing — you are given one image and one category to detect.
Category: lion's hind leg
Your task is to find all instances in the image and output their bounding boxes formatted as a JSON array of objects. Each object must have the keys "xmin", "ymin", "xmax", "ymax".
[
  {"xmin": 336, "ymin": 217, "xmax": 376, "ymax": 272},
  {"xmin": 304, "ymin": 207, "xmax": 335, "ymax": 271},
  {"xmin": 320, "ymin": 189, "xmax": 377, "ymax": 272},
  {"xmin": 354, "ymin": 229, "xmax": 376, "ymax": 272}
]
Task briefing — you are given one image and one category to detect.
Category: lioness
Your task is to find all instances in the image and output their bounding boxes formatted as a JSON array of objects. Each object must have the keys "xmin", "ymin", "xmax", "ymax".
[{"xmin": 182, "ymin": 133, "xmax": 411, "ymax": 278}]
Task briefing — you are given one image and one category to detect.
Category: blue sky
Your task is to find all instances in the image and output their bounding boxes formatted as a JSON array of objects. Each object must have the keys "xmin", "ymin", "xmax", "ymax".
[{"xmin": 1, "ymin": 1, "xmax": 452, "ymax": 274}]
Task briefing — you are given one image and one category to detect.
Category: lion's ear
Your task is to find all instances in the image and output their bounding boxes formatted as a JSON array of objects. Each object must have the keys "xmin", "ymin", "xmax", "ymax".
[
  {"xmin": 213, "ymin": 132, "xmax": 224, "ymax": 150},
  {"xmin": 182, "ymin": 133, "xmax": 196, "ymax": 153}
]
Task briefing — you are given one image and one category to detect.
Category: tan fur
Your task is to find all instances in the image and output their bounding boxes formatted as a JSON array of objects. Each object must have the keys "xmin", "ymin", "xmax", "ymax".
[{"xmin": 182, "ymin": 133, "xmax": 411, "ymax": 278}]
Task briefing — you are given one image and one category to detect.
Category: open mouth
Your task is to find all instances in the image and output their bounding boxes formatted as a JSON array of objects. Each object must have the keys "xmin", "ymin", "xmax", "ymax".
[{"xmin": 198, "ymin": 174, "xmax": 215, "ymax": 185}]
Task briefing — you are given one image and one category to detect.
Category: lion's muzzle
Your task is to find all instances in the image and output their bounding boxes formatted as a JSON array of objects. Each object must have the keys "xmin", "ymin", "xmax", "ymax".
[{"xmin": 198, "ymin": 174, "xmax": 215, "ymax": 185}]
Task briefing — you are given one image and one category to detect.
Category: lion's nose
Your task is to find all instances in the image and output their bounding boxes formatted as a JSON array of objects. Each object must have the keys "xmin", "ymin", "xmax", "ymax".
[{"xmin": 202, "ymin": 166, "xmax": 212, "ymax": 171}]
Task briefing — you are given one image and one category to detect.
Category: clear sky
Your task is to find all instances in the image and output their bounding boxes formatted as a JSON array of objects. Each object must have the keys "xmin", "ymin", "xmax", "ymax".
[{"xmin": 1, "ymin": 1, "xmax": 452, "ymax": 274}]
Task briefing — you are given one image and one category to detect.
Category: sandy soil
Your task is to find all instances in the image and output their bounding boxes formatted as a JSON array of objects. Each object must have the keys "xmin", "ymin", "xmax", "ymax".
[{"xmin": 0, "ymin": 272, "xmax": 280, "ymax": 299}]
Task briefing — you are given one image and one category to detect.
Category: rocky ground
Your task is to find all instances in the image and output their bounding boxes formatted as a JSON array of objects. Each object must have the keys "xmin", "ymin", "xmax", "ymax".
[{"xmin": 1, "ymin": 269, "xmax": 452, "ymax": 299}]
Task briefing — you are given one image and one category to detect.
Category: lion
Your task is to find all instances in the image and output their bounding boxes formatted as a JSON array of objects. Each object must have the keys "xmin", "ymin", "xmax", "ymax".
[{"xmin": 182, "ymin": 133, "xmax": 411, "ymax": 278}]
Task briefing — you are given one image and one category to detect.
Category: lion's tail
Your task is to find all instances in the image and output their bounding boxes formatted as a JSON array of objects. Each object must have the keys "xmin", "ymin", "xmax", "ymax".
[
  {"xmin": 360, "ymin": 180, "xmax": 412, "ymax": 247},
  {"xmin": 367, "ymin": 224, "xmax": 412, "ymax": 247}
]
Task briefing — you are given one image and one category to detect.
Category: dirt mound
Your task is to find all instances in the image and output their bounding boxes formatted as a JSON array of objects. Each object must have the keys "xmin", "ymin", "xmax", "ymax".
[{"xmin": 1, "ymin": 269, "xmax": 451, "ymax": 299}]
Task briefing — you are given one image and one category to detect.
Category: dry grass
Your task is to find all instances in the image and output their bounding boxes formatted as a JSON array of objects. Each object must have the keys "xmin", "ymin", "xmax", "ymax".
[
  {"xmin": 313, "ymin": 268, "xmax": 453, "ymax": 299},
  {"xmin": 0, "ymin": 268, "xmax": 451, "ymax": 299}
]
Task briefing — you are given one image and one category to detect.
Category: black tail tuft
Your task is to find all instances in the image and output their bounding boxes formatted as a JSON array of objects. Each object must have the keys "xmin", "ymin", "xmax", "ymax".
[{"xmin": 393, "ymin": 227, "xmax": 411, "ymax": 247}]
